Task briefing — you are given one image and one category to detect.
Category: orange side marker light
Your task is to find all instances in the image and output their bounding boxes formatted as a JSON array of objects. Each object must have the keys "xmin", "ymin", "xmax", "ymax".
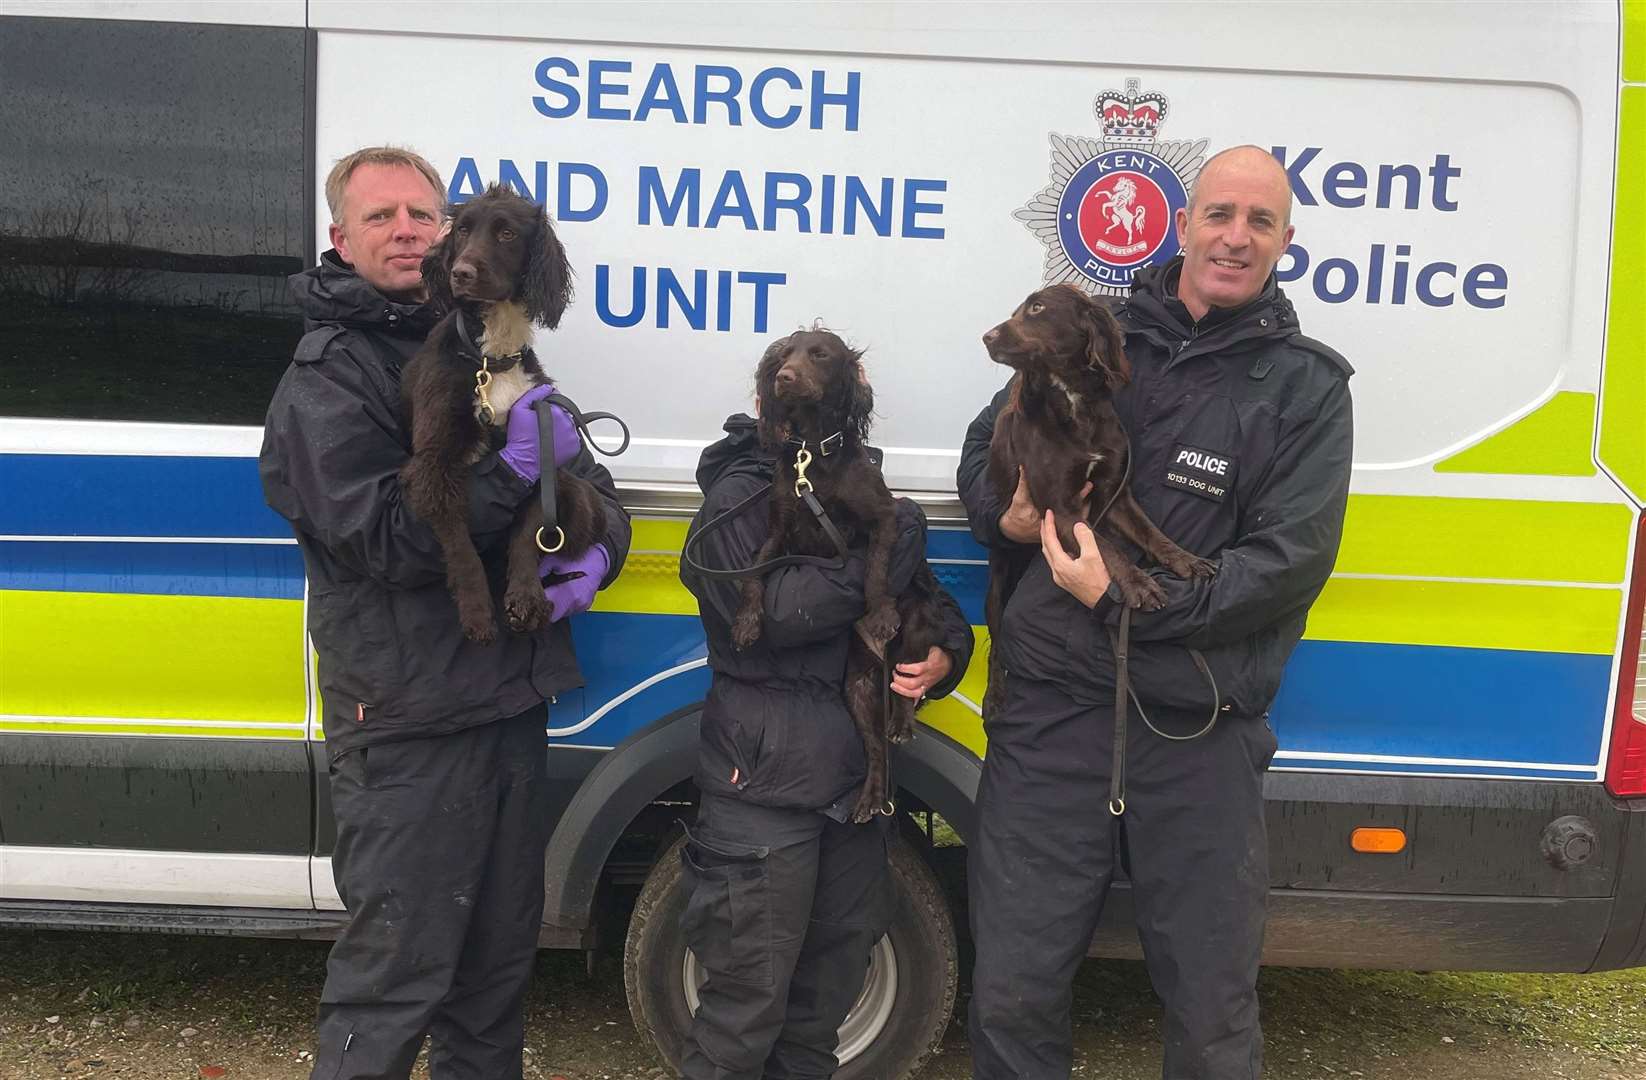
[{"xmin": 1350, "ymin": 827, "xmax": 1407, "ymax": 854}]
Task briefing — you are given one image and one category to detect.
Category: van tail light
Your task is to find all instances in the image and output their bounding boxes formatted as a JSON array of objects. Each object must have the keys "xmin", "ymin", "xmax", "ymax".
[{"xmin": 1604, "ymin": 517, "xmax": 1646, "ymax": 798}]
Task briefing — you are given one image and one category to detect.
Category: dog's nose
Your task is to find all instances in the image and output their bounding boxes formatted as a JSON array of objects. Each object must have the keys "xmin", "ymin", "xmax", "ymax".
[
  {"xmin": 450, "ymin": 263, "xmax": 477, "ymax": 287},
  {"xmin": 775, "ymin": 367, "xmax": 798, "ymax": 389},
  {"xmin": 983, "ymin": 327, "xmax": 1000, "ymax": 346}
]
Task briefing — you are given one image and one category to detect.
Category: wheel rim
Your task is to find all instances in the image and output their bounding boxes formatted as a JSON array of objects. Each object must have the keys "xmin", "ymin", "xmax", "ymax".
[{"xmin": 682, "ymin": 934, "xmax": 899, "ymax": 1066}]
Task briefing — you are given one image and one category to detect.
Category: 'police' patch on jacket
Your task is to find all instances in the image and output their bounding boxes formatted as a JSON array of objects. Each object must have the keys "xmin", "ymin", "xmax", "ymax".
[{"xmin": 1164, "ymin": 444, "xmax": 1235, "ymax": 502}]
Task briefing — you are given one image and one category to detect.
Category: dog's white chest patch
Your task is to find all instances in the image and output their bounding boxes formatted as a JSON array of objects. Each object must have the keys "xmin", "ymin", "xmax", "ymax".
[
  {"xmin": 1049, "ymin": 374, "xmax": 1083, "ymax": 422},
  {"xmin": 479, "ymin": 366, "xmax": 539, "ymax": 428},
  {"xmin": 474, "ymin": 301, "xmax": 539, "ymax": 428},
  {"xmin": 480, "ymin": 302, "xmax": 533, "ymax": 359}
]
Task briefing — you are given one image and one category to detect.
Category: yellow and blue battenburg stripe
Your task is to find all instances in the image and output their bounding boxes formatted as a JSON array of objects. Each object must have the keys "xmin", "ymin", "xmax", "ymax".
[
  {"xmin": 591, "ymin": 504, "xmax": 1633, "ymax": 779},
  {"xmin": 1602, "ymin": 1, "xmax": 1646, "ymax": 506},
  {"xmin": 0, "ymin": 451, "xmax": 1633, "ymax": 780},
  {"xmin": 1244, "ymin": 494, "xmax": 1631, "ymax": 779},
  {"xmin": 0, "ymin": 454, "xmax": 308, "ymax": 739}
]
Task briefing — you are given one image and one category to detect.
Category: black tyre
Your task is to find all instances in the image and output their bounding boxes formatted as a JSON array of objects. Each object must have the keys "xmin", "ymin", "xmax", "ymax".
[{"xmin": 623, "ymin": 828, "xmax": 957, "ymax": 1079}]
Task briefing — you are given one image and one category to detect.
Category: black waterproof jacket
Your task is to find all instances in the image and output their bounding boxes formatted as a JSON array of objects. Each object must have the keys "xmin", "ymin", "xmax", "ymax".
[
  {"xmin": 959, "ymin": 259, "xmax": 1353, "ymax": 722},
  {"xmin": 259, "ymin": 250, "xmax": 631, "ymax": 756},
  {"xmin": 682, "ymin": 415, "xmax": 975, "ymax": 812}
]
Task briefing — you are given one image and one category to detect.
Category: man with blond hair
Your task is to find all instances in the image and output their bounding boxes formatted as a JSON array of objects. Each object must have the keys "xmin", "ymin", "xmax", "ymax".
[
  {"xmin": 261, "ymin": 147, "xmax": 630, "ymax": 1080},
  {"xmin": 959, "ymin": 145, "xmax": 1354, "ymax": 1078}
]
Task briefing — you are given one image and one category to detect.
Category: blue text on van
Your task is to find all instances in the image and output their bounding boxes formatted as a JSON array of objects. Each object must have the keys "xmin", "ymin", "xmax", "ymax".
[
  {"xmin": 1271, "ymin": 146, "xmax": 1506, "ymax": 309},
  {"xmin": 533, "ymin": 58, "xmax": 862, "ymax": 131}
]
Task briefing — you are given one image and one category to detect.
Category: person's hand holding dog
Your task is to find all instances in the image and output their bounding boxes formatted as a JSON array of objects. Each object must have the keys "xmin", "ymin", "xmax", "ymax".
[
  {"xmin": 1041, "ymin": 509, "xmax": 1112, "ymax": 609},
  {"xmin": 891, "ymin": 647, "xmax": 953, "ymax": 700},
  {"xmin": 540, "ymin": 544, "xmax": 607, "ymax": 622},
  {"xmin": 500, "ymin": 385, "xmax": 581, "ymax": 483},
  {"xmin": 1001, "ymin": 470, "xmax": 1096, "ymax": 545},
  {"xmin": 998, "ymin": 468, "xmax": 1042, "ymax": 543}
]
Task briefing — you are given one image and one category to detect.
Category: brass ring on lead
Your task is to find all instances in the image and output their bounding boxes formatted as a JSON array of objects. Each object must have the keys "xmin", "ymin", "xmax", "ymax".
[
  {"xmin": 536, "ymin": 526, "xmax": 566, "ymax": 554},
  {"xmin": 1108, "ymin": 797, "xmax": 1125, "ymax": 817}
]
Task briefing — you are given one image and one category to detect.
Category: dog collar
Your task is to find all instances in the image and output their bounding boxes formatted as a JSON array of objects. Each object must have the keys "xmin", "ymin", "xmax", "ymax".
[
  {"xmin": 484, "ymin": 350, "xmax": 526, "ymax": 371},
  {"xmin": 784, "ymin": 431, "xmax": 845, "ymax": 458},
  {"xmin": 454, "ymin": 310, "xmax": 527, "ymax": 371}
]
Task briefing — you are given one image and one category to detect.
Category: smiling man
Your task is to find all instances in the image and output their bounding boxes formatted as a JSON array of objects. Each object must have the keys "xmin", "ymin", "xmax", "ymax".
[
  {"xmin": 957, "ymin": 145, "xmax": 1355, "ymax": 1079},
  {"xmin": 1176, "ymin": 146, "xmax": 1297, "ymax": 317}
]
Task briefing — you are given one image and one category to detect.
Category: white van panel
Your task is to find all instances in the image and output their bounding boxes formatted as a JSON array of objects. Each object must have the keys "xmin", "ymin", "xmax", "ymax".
[
  {"xmin": 314, "ymin": 6, "xmax": 1616, "ymax": 488},
  {"xmin": 0, "ymin": 0, "xmax": 304, "ymax": 27},
  {"xmin": 305, "ymin": 1, "xmax": 1604, "ymax": 85},
  {"xmin": 1, "ymin": 846, "xmax": 314, "ymax": 909}
]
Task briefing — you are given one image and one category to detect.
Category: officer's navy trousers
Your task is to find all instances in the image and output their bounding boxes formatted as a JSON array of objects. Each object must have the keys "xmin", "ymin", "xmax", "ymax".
[
  {"xmin": 312, "ymin": 705, "xmax": 551, "ymax": 1080},
  {"xmin": 969, "ymin": 677, "xmax": 1277, "ymax": 1080},
  {"xmin": 680, "ymin": 793, "xmax": 892, "ymax": 1080}
]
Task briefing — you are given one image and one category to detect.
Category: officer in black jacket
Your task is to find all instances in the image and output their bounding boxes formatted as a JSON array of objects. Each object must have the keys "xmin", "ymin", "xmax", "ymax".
[
  {"xmin": 678, "ymin": 413, "xmax": 974, "ymax": 1080},
  {"xmin": 960, "ymin": 146, "xmax": 1354, "ymax": 1079},
  {"xmin": 259, "ymin": 147, "xmax": 631, "ymax": 1080}
]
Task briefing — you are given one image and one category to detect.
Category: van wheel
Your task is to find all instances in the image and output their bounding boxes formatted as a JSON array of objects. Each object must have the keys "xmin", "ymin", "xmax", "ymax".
[{"xmin": 624, "ymin": 828, "xmax": 957, "ymax": 1079}]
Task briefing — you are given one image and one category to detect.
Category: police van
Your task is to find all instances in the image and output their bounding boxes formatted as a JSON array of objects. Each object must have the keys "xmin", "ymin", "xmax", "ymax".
[{"xmin": 1, "ymin": 1, "xmax": 1642, "ymax": 1076}]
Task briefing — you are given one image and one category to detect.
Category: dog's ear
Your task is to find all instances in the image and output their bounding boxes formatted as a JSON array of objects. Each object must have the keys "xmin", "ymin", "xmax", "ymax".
[
  {"xmin": 754, "ymin": 335, "xmax": 791, "ymax": 450},
  {"xmin": 840, "ymin": 347, "xmax": 875, "ymax": 444},
  {"xmin": 522, "ymin": 202, "xmax": 574, "ymax": 329},
  {"xmin": 420, "ymin": 224, "xmax": 454, "ymax": 311},
  {"xmin": 1082, "ymin": 294, "xmax": 1131, "ymax": 392}
]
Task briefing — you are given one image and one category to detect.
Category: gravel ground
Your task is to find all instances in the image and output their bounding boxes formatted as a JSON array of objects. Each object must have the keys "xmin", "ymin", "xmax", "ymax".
[{"xmin": 1, "ymin": 929, "xmax": 1643, "ymax": 1080}]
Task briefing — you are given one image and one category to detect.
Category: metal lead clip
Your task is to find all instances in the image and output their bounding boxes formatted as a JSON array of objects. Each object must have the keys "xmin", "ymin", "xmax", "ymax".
[
  {"xmin": 474, "ymin": 356, "xmax": 496, "ymax": 425},
  {"xmin": 793, "ymin": 445, "xmax": 814, "ymax": 496}
]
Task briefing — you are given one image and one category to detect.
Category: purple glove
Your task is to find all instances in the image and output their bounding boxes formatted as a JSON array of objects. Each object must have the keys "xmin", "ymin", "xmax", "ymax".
[
  {"xmin": 499, "ymin": 384, "xmax": 581, "ymax": 483},
  {"xmin": 540, "ymin": 544, "xmax": 608, "ymax": 622}
]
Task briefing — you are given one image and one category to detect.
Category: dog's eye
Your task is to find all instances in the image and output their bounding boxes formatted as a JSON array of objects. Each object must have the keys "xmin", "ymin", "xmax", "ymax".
[
  {"xmin": 1027, "ymin": 302, "xmax": 1045, "ymax": 316},
  {"xmin": 455, "ymin": 224, "xmax": 470, "ymax": 236},
  {"xmin": 498, "ymin": 228, "xmax": 517, "ymax": 241}
]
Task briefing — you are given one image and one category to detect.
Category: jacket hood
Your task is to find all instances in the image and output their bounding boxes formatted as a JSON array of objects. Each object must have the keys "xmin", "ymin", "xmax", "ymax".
[
  {"xmin": 287, "ymin": 249, "xmax": 439, "ymax": 335},
  {"xmin": 695, "ymin": 413, "xmax": 772, "ymax": 494}
]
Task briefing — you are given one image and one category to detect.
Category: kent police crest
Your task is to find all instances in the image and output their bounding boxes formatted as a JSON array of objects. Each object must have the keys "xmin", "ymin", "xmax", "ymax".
[{"xmin": 1015, "ymin": 79, "xmax": 1208, "ymax": 295}]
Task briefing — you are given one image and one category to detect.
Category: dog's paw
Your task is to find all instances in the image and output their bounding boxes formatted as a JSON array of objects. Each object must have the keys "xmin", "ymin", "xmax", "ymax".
[
  {"xmin": 850, "ymin": 785, "xmax": 883, "ymax": 825},
  {"xmin": 455, "ymin": 594, "xmax": 498, "ymax": 643},
  {"xmin": 886, "ymin": 694, "xmax": 920, "ymax": 743},
  {"xmin": 461, "ymin": 616, "xmax": 498, "ymax": 645},
  {"xmin": 731, "ymin": 608, "xmax": 764, "ymax": 650},
  {"xmin": 857, "ymin": 602, "xmax": 901, "ymax": 646},
  {"xmin": 1115, "ymin": 568, "xmax": 1168, "ymax": 611},
  {"xmin": 1162, "ymin": 549, "xmax": 1217, "ymax": 580},
  {"xmin": 504, "ymin": 586, "xmax": 550, "ymax": 633}
]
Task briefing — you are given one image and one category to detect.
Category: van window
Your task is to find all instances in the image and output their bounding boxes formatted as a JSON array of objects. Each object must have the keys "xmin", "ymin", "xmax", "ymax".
[{"xmin": 0, "ymin": 16, "xmax": 309, "ymax": 425}]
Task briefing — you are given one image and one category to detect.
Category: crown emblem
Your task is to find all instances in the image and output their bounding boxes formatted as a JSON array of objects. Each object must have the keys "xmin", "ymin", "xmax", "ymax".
[
  {"xmin": 1017, "ymin": 77, "xmax": 1204, "ymax": 296},
  {"xmin": 1096, "ymin": 78, "xmax": 1169, "ymax": 140}
]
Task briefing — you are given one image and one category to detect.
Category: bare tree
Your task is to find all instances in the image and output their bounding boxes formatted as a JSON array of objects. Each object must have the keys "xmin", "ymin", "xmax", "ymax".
[
  {"xmin": 86, "ymin": 189, "xmax": 155, "ymax": 305},
  {"xmin": 0, "ymin": 179, "xmax": 154, "ymax": 306}
]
